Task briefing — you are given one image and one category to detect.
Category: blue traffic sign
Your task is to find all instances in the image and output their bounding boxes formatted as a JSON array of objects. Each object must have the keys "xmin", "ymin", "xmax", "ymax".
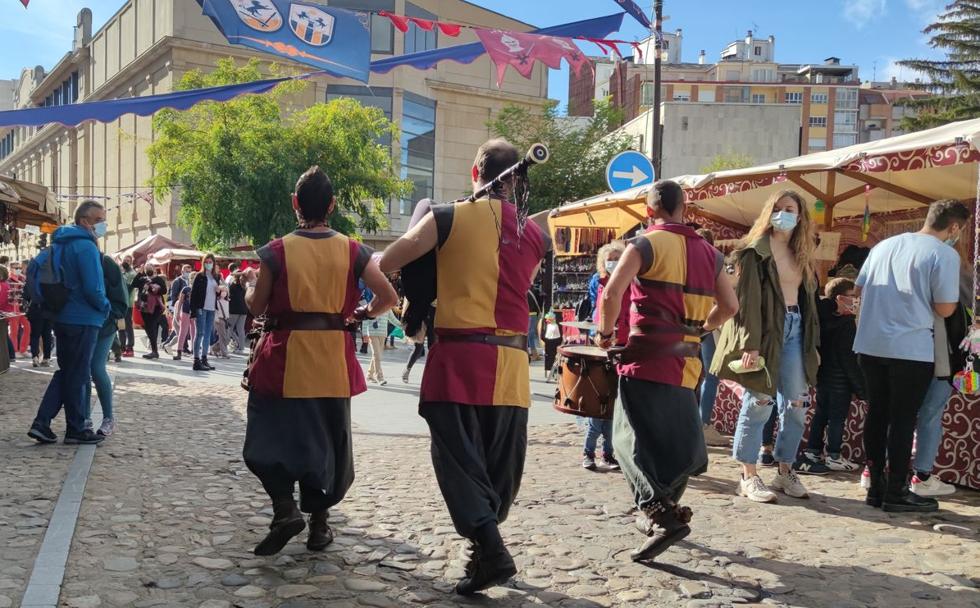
[{"xmin": 606, "ymin": 151, "xmax": 655, "ymax": 193}]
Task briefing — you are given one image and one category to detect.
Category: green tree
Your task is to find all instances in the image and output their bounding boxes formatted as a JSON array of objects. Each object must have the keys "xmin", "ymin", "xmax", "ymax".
[
  {"xmin": 897, "ymin": 0, "xmax": 980, "ymax": 130},
  {"xmin": 488, "ymin": 99, "xmax": 634, "ymax": 213},
  {"xmin": 700, "ymin": 151, "xmax": 755, "ymax": 173},
  {"xmin": 147, "ymin": 59, "xmax": 409, "ymax": 249}
]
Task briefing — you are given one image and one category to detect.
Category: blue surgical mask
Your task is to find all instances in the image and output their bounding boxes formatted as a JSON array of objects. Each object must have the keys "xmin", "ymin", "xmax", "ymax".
[
  {"xmin": 182, "ymin": 272, "xmax": 190, "ymax": 281},
  {"xmin": 93, "ymin": 221, "xmax": 108, "ymax": 238},
  {"xmin": 770, "ymin": 211, "xmax": 798, "ymax": 233},
  {"xmin": 605, "ymin": 260, "xmax": 618, "ymax": 274},
  {"xmin": 204, "ymin": 262, "xmax": 214, "ymax": 271}
]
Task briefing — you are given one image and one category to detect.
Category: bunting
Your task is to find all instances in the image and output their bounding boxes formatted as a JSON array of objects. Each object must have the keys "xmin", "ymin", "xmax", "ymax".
[
  {"xmin": 19, "ymin": 0, "xmax": 30, "ymax": 6},
  {"xmin": 475, "ymin": 29, "xmax": 592, "ymax": 87},
  {"xmin": 861, "ymin": 184, "xmax": 872, "ymax": 241},
  {"xmin": 611, "ymin": 0, "xmax": 651, "ymax": 29}
]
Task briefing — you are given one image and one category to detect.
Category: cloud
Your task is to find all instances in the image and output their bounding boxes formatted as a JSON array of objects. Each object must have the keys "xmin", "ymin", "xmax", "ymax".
[
  {"xmin": 904, "ymin": 0, "xmax": 945, "ymax": 25},
  {"xmin": 878, "ymin": 56, "xmax": 929, "ymax": 84},
  {"xmin": 843, "ymin": 0, "xmax": 888, "ymax": 28}
]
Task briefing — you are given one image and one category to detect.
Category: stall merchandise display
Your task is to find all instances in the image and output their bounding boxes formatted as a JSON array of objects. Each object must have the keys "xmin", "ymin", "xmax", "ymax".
[
  {"xmin": 552, "ymin": 255, "xmax": 597, "ymax": 311},
  {"xmin": 553, "ymin": 227, "xmax": 618, "ymax": 256}
]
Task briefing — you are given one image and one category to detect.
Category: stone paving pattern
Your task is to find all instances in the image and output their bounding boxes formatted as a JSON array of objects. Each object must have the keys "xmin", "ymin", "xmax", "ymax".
[{"xmin": 1, "ymin": 365, "xmax": 979, "ymax": 608}]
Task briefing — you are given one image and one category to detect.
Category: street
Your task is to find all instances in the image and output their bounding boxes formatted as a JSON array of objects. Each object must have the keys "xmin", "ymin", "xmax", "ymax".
[{"xmin": 1, "ymin": 345, "xmax": 978, "ymax": 608}]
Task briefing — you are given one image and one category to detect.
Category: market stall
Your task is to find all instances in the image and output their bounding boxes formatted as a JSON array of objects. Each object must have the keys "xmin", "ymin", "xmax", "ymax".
[{"xmin": 547, "ymin": 117, "xmax": 980, "ymax": 490}]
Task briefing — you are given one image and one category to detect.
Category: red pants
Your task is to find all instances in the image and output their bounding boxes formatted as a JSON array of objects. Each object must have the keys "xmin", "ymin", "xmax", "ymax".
[{"xmin": 8, "ymin": 314, "xmax": 29, "ymax": 353}]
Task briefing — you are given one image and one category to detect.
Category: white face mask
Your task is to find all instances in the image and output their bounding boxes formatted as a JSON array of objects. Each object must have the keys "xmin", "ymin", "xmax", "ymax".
[{"xmin": 605, "ymin": 260, "xmax": 618, "ymax": 274}]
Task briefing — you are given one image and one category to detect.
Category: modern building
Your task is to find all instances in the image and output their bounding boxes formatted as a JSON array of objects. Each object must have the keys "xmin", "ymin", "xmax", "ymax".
[
  {"xmin": 616, "ymin": 102, "xmax": 803, "ymax": 178},
  {"xmin": 858, "ymin": 80, "xmax": 931, "ymax": 143},
  {"xmin": 0, "ymin": 0, "xmax": 549, "ymax": 254},
  {"xmin": 571, "ymin": 30, "xmax": 861, "ymax": 159}
]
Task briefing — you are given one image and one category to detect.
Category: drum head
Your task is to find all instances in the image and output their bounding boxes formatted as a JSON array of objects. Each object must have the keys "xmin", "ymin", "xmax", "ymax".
[{"xmin": 558, "ymin": 345, "xmax": 609, "ymax": 359}]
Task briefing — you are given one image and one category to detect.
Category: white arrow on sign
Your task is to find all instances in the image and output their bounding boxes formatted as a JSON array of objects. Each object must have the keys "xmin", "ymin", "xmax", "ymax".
[{"xmin": 612, "ymin": 165, "xmax": 650, "ymax": 187}]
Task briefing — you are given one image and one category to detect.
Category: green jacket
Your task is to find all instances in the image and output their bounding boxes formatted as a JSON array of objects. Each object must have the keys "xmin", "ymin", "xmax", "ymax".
[
  {"xmin": 121, "ymin": 268, "xmax": 137, "ymax": 307},
  {"xmin": 710, "ymin": 234, "xmax": 820, "ymax": 396},
  {"xmin": 100, "ymin": 256, "xmax": 130, "ymax": 340}
]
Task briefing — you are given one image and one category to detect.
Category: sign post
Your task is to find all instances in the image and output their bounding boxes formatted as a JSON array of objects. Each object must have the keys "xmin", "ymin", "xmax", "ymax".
[{"xmin": 606, "ymin": 150, "xmax": 656, "ymax": 193}]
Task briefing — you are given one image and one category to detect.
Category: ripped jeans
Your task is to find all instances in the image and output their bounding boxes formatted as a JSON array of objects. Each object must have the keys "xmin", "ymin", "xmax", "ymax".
[{"xmin": 732, "ymin": 311, "xmax": 809, "ymax": 465}]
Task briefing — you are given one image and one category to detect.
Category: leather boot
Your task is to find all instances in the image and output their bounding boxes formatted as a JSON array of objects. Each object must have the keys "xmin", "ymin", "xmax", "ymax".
[
  {"xmin": 193, "ymin": 358, "xmax": 206, "ymax": 371},
  {"xmin": 883, "ymin": 470, "xmax": 939, "ymax": 513},
  {"xmin": 202, "ymin": 357, "xmax": 215, "ymax": 370},
  {"xmin": 866, "ymin": 463, "xmax": 886, "ymax": 508},
  {"xmin": 307, "ymin": 510, "xmax": 334, "ymax": 551},
  {"xmin": 254, "ymin": 497, "xmax": 305, "ymax": 556},
  {"xmin": 630, "ymin": 501, "xmax": 691, "ymax": 562},
  {"xmin": 454, "ymin": 523, "xmax": 516, "ymax": 595}
]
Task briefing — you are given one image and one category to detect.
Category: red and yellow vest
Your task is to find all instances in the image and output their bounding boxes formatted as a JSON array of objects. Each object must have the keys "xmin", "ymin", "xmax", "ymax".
[
  {"xmin": 250, "ymin": 230, "xmax": 372, "ymax": 399},
  {"xmin": 419, "ymin": 198, "xmax": 550, "ymax": 407},
  {"xmin": 618, "ymin": 223, "xmax": 721, "ymax": 389}
]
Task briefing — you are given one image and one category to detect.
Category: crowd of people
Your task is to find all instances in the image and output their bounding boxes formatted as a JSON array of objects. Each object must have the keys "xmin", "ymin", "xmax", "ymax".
[{"xmin": 2, "ymin": 134, "xmax": 970, "ymax": 597}]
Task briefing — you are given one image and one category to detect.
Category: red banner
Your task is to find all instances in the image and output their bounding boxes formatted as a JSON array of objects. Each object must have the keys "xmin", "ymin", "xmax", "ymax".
[{"xmin": 474, "ymin": 29, "xmax": 592, "ymax": 87}]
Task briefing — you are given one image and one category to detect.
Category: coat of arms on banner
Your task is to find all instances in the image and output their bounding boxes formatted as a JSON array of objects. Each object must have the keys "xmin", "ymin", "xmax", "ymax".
[
  {"xmin": 288, "ymin": 4, "xmax": 335, "ymax": 46},
  {"xmin": 230, "ymin": 0, "xmax": 283, "ymax": 32}
]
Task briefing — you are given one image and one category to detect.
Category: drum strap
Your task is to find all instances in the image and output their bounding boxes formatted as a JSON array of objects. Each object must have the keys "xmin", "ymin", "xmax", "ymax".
[{"xmin": 438, "ymin": 333, "xmax": 528, "ymax": 351}]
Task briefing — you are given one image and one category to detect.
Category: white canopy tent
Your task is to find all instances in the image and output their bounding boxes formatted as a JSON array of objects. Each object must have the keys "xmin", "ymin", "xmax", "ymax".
[{"xmin": 549, "ymin": 117, "xmax": 980, "ymax": 235}]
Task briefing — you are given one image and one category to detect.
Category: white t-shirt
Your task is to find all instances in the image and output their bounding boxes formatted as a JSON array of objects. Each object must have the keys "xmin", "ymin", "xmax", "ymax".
[{"xmin": 203, "ymin": 275, "xmax": 217, "ymax": 311}]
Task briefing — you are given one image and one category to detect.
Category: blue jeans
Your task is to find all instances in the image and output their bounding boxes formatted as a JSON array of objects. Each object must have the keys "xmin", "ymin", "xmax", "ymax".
[
  {"xmin": 193, "ymin": 309, "xmax": 215, "ymax": 359},
  {"xmin": 528, "ymin": 314, "xmax": 540, "ymax": 352},
  {"xmin": 84, "ymin": 331, "xmax": 116, "ymax": 422},
  {"xmin": 584, "ymin": 417, "xmax": 613, "ymax": 458},
  {"xmin": 913, "ymin": 378, "xmax": 953, "ymax": 475},
  {"xmin": 698, "ymin": 332, "xmax": 720, "ymax": 424},
  {"xmin": 732, "ymin": 311, "xmax": 809, "ymax": 465},
  {"xmin": 33, "ymin": 323, "xmax": 99, "ymax": 435}
]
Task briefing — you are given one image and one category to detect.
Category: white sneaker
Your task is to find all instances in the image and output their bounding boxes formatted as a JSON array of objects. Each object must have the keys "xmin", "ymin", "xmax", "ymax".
[
  {"xmin": 826, "ymin": 456, "xmax": 859, "ymax": 472},
  {"xmin": 771, "ymin": 470, "xmax": 809, "ymax": 498},
  {"xmin": 860, "ymin": 466, "xmax": 871, "ymax": 489},
  {"xmin": 32, "ymin": 356, "xmax": 39, "ymax": 368},
  {"xmin": 738, "ymin": 475, "xmax": 777, "ymax": 503},
  {"xmin": 910, "ymin": 474, "xmax": 956, "ymax": 497},
  {"xmin": 702, "ymin": 424, "xmax": 728, "ymax": 447},
  {"xmin": 97, "ymin": 418, "xmax": 116, "ymax": 437}
]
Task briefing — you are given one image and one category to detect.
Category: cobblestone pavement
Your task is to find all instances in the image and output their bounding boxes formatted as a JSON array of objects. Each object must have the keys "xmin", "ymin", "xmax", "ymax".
[{"xmin": 1, "ymin": 361, "xmax": 979, "ymax": 608}]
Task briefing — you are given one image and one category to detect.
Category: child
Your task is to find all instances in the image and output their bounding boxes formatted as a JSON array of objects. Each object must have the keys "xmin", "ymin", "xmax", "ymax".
[{"xmin": 797, "ymin": 277, "xmax": 864, "ymax": 473}]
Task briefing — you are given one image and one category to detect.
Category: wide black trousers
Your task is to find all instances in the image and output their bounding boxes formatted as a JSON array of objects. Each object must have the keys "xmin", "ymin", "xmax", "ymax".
[
  {"xmin": 419, "ymin": 403, "xmax": 528, "ymax": 539},
  {"xmin": 244, "ymin": 394, "xmax": 354, "ymax": 513},
  {"xmin": 613, "ymin": 376, "xmax": 707, "ymax": 510}
]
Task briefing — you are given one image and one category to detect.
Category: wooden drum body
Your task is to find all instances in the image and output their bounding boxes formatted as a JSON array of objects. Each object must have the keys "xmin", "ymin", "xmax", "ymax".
[{"xmin": 553, "ymin": 345, "xmax": 617, "ymax": 420}]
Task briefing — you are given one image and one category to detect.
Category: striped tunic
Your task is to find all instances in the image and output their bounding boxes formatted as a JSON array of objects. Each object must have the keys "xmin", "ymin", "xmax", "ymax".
[
  {"xmin": 618, "ymin": 222, "xmax": 722, "ymax": 389},
  {"xmin": 420, "ymin": 198, "xmax": 550, "ymax": 408}
]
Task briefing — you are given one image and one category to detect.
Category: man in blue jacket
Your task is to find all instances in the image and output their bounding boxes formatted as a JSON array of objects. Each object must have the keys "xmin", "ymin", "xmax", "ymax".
[{"xmin": 28, "ymin": 200, "xmax": 110, "ymax": 445}]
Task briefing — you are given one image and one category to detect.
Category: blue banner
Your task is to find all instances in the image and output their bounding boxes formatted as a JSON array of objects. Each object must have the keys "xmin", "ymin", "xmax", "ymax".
[
  {"xmin": 612, "ymin": 0, "xmax": 651, "ymax": 29},
  {"xmin": 370, "ymin": 12, "xmax": 625, "ymax": 74},
  {"xmin": 200, "ymin": 0, "xmax": 371, "ymax": 82}
]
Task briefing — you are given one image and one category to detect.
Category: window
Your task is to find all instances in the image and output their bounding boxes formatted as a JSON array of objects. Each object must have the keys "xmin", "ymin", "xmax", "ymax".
[
  {"xmin": 754, "ymin": 45, "xmax": 761, "ymax": 56},
  {"xmin": 784, "ymin": 92, "xmax": 803, "ymax": 104},
  {"xmin": 725, "ymin": 70, "xmax": 740, "ymax": 81},
  {"xmin": 663, "ymin": 39, "xmax": 670, "ymax": 49},
  {"xmin": 0, "ymin": 131, "xmax": 13, "ymax": 161},
  {"xmin": 673, "ymin": 93, "xmax": 690, "ymax": 102},
  {"xmin": 751, "ymin": 93, "xmax": 766, "ymax": 103},
  {"xmin": 641, "ymin": 83, "xmax": 665, "ymax": 105},
  {"xmin": 698, "ymin": 88, "xmax": 715, "ymax": 102},
  {"xmin": 808, "ymin": 137, "xmax": 827, "ymax": 151},
  {"xmin": 833, "ymin": 133, "xmax": 857, "ymax": 148},
  {"xmin": 835, "ymin": 87, "xmax": 858, "ymax": 109},
  {"xmin": 723, "ymin": 86, "xmax": 749, "ymax": 103},
  {"xmin": 811, "ymin": 92, "xmax": 828, "ymax": 104},
  {"xmin": 834, "ymin": 110, "xmax": 857, "ymax": 127},
  {"xmin": 329, "ymin": 0, "xmax": 394, "ymax": 54},
  {"xmin": 404, "ymin": 2, "xmax": 437, "ymax": 54},
  {"xmin": 399, "ymin": 93, "xmax": 436, "ymax": 216},
  {"xmin": 809, "ymin": 116, "xmax": 827, "ymax": 127},
  {"xmin": 326, "ymin": 85, "xmax": 393, "ymax": 147}
]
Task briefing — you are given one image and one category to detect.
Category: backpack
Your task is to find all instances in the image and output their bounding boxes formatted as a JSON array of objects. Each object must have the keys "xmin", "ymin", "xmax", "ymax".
[{"xmin": 28, "ymin": 246, "xmax": 70, "ymax": 314}]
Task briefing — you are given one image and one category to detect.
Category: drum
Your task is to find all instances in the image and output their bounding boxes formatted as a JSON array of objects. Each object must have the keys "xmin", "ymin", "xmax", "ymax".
[{"xmin": 553, "ymin": 345, "xmax": 617, "ymax": 420}]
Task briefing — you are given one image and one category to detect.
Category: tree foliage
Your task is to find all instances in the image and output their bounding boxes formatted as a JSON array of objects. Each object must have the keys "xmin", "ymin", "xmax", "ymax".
[
  {"xmin": 488, "ymin": 100, "xmax": 634, "ymax": 213},
  {"xmin": 700, "ymin": 151, "xmax": 755, "ymax": 173},
  {"xmin": 897, "ymin": 0, "xmax": 980, "ymax": 130},
  {"xmin": 147, "ymin": 59, "xmax": 409, "ymax": 249}
]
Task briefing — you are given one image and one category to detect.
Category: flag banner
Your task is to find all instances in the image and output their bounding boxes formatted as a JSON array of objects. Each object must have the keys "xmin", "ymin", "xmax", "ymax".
[
  {"xmin": 0, "ymin": 77, "xmax": 291, "ymax": 128},
  {"xmin": 612, "ymin": 0, "xmax": 651, "ymax": 29},
  {"xmin": 200, "ymin": 0, "xmax": 371, "ymax": 81},
  {"xmin": 19, "ymin": 0, "xmax": 30, "ymax": 7},
  {"xmin": 475, "ymin": 29, "xmax": 592, "ymax": 87},
  {"xmin": 370, "ymin": 12, "xmax": 624, "ymax": 74}
]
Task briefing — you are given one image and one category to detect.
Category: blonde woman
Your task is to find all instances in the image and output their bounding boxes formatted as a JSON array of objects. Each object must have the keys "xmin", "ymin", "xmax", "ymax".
[{"xmin": 711, "ymin": 190, "xmax": 821, "ymax": 503}]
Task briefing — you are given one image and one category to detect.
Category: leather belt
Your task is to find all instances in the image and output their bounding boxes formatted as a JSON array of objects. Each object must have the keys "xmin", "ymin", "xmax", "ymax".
[
  {"xmin": 623, "ymin": 337, "xmax": 701, "ymax": 359},
  {"xmin": 438, "ymin": 333, "xmax": 528, "ymax": 351},
  {"xmin": 786, "ymin": 305, "xmax": 800, "ymax": 313},
  {"xmin": 265, "ymin": 312, "xmax": 348, "ymax": 331}
]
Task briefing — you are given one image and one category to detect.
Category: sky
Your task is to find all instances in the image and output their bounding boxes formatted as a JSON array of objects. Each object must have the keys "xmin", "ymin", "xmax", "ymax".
[{"xmin": 0, "ymin": 0, "xmax": 947, "ymax": 113}]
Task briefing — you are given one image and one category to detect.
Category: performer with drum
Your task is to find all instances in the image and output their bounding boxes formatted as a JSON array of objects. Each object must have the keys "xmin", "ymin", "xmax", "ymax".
[
  {"xmin": 594, "ymin": 180, "xmax": 738, "ymax": 562},
  {"xmin": 380, "ymin": 138, "xmax": 550, "ymax": 595}
]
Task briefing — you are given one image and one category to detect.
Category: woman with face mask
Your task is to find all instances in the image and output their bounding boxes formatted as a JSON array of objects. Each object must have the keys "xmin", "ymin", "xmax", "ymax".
[
  {"xmin": 189, "ymin": 253, "xmax": 221, "ymax": 371},
  {"xmin": 711, "ymin": 189, "xmax": 822, "ymax": 504},
  {"xmin": 579, "ymin": 240, "xmax": 628, "ymax": 472}
]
